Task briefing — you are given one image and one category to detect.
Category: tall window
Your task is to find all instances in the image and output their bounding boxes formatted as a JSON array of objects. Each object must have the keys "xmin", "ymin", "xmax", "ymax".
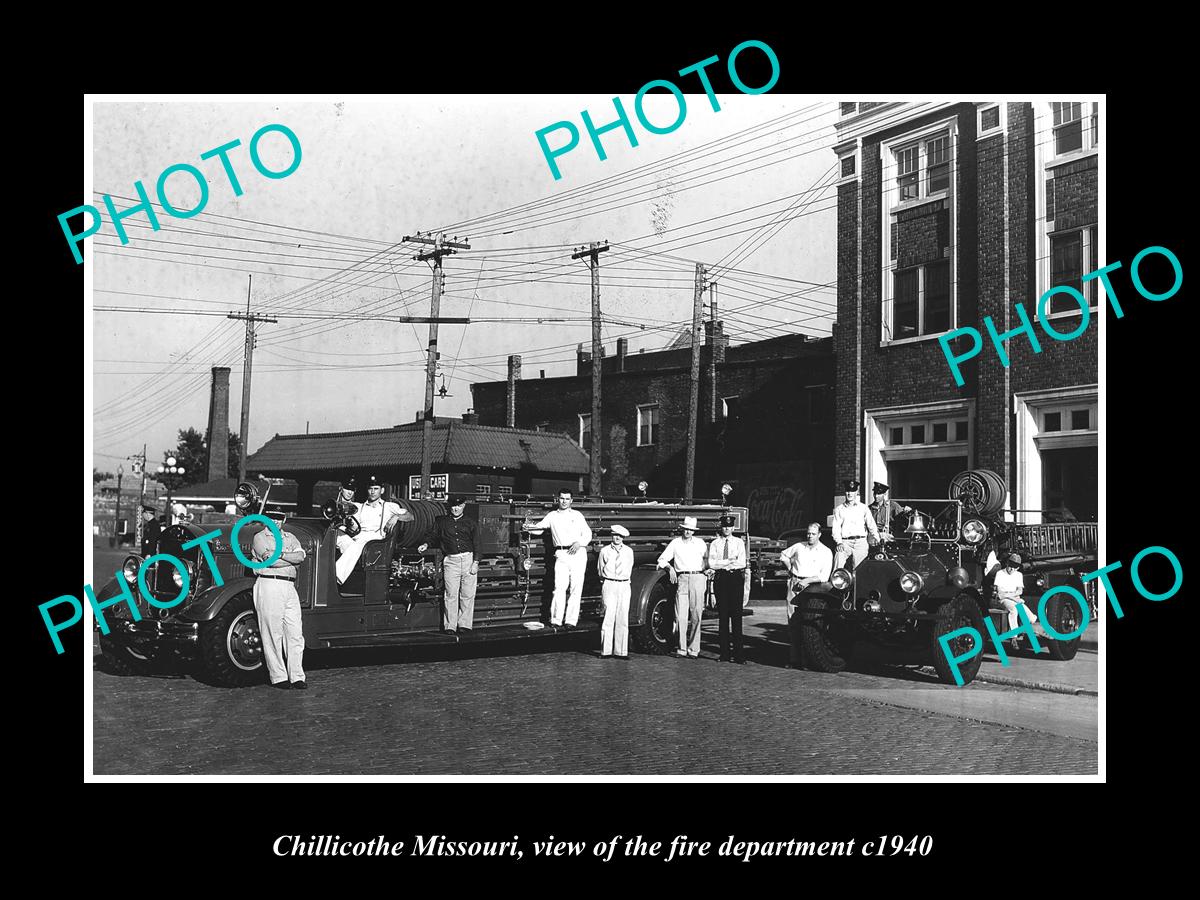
[
  {"xmin": 892, "ymin": 259, "xmax": 951, "ymax": 339},
  {"xmin": 637, "ymin": 404, "xmax": 660, "ymax": 446},
  {"xmin": 578, "ymin": 413, "xmax": 592, "ymax": 451},
  {"xmin": 721, "ymin": 396, "xmax": 740, "ymax": 421},
  {"xmin": 894, "ymin": 131, "xmax": 951, "ymax": 202},
  {"xmin": 1052, "ymin": 102, "xmax": 1099, "ymax": 156},
  {"xmin": 1049, "ymin": 226, "xmax": 1097, "ymax": 313}
]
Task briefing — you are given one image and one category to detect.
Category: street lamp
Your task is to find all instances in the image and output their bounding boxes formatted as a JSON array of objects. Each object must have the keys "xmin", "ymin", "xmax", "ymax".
[{"xmin": 156, "ymin": 455, "xmax": 186, "ymax": 520}]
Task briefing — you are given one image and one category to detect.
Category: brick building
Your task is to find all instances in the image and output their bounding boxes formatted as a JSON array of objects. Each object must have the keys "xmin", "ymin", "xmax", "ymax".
[
  {"xmin": 471, "ymin": 328, "xmax": 836, "ymax": 537},
  {"xmin": 832, "ymin": 101, "xmax": 1098, "ymax": 522}
]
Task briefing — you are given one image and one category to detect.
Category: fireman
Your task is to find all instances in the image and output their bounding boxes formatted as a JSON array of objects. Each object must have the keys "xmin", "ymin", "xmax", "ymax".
[
  {"xmin": 597, "ymin": 524, "xmax": 634, "ymax": 658},
  {"xmin": 335, "ymin": 475, "xmax": 409, "ymax": 585},
  {"xmin": 657, "ymin": 516, "xmax": 709, "ymax": 658},
  {"xmin": 831, "ymin": 480, "xmax": 880, "ymax": 570},
  {"xmin": 707, "ymin": 513, "xmax": 748, "ymax": 664},
  {"xmin": 523, "ymin": 489, "xmax": 593, "ymax": 629},
  {"xmin": 869, "ymin": 482, "xmax": 912, "ymax": 537}
]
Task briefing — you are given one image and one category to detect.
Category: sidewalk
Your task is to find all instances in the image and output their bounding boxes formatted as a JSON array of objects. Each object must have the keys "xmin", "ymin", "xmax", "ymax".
[{"xmin": 732, "ymin": 598, "xmax": 1098, "ymax": 696}]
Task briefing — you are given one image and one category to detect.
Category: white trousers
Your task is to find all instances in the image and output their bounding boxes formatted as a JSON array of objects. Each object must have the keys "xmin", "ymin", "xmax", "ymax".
[
  {"xmin": 834, "ymin": 538, "xmax": 870, "ymax": 571},
  {"xmin": 1000, "ymin": 598, "xmax": 1039, "ymax": 632},
  {"xmin": 253, "ymin": 577, "xmax": 305, "ymax": 684},
  {"xmin": 675, "ymin": 573, "xmax": 707, "ymax": 656},
  {"xmin": 550, "ymin": 549, "xmax": 588, "ymax": 626},
  {"xmin": 335, "ymin": 530, "xmax": 384, "ymax": 583},
  {"xmin": 600, "ymin": 580, "xmax": 630, "ymax": 656}
]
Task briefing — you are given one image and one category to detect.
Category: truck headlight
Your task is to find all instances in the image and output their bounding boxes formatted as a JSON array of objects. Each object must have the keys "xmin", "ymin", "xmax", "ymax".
[
  {"xmin": 960, "ymin": 519, "xmax": 988, "ymax": 545},
  {"xmin": 830, "ymin": 568, "xmax": 853, "ymax": 591},
  {"xmin": 522, "ymin": 557, "xmax": 534, "ymax": 571},
  {"xmin": 899, "ymin": 572, "xmax": 924, "ymax": 594},
  {"xmin": 121, "ymin": 556, "xmax": 141, "ymax": 584}
]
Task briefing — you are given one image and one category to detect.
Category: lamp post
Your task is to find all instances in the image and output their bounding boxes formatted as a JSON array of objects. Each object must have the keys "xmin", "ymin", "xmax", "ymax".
[
  {"xmin": 113, "ymin": 464, "xmax": 124, "ymax": 547},
  {"xmin": 156, "ymin": 455, "xmax": 186, "ymax": 523}
]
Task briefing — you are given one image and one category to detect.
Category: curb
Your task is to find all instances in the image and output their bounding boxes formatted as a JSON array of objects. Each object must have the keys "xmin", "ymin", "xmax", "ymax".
[{"xmin": 973, "ymin": 671, "xmax": 1097, "ymax": 696}]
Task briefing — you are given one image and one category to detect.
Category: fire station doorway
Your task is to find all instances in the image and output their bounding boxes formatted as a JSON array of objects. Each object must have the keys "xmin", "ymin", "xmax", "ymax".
[
  {"xmin": 864, "ymin": 399, "xmax": 975, "ymax": 506},
  {"xmin": 887, "ymin": 456, "xmax": 969, "ymax": 501},
  {"xmin": 1014, "ymin": 386, "xmax": 1097, "ymax": 524}
]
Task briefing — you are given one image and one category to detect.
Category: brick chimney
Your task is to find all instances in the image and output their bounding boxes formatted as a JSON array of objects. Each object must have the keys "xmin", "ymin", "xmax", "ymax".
[
  {"xmin": 462, "ymin": 408, "xmax": 479, "ymax": 425},
  {"xmin": 704, "ymin": 320, "xmax": 728, "ymax": 363},
  {"xmin": 616, "ymin": 338, "xmax": 628, "ymax": 372},
  {"xmin": 206, "ymin": 367, "xmax": 231, "ymax": 482},
  {"xmin": 506, "ymin": 354, "xmax": 521, "ymax": 427}
]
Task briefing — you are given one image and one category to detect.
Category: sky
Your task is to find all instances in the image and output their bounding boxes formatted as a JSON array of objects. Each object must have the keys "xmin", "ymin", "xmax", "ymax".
[{"xmin": 89, "ymin": 94, "xmax": 839, "ymax": 477}]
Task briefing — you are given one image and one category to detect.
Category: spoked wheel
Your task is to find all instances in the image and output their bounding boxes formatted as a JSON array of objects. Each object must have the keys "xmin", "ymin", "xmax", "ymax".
[
  {"xmin": 1043, "ymin": 593, "xmax": 1082, "ymax": 661},
  {"xmin": 632, "ymin": 581, "xmax": 677, "ymax": 655},
  {"xmin": 929, "ymin": 594, "xmax": 987, "ymax": 685}
]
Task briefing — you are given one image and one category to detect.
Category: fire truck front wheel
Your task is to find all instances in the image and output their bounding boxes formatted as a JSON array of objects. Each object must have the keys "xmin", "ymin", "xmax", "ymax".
[
  {"xmin": 99, "ymin": 635, "xmax": 156, "ymax": 676},
  {"xmin": 929, "ymin": 594, "xmax": 986, "ymax": 685},
  {"xmin": 198, "ymin": 591, "xmax": 268, "ymax": 687},
  {"xmin": 632, "ymin": 581, "xmax": 677, "ymax": 655},
  {"xmin": 797, "ymin": 594, "xmax": 855, "ymax": 673},
  {"xmin": 1043, "ymin": 593, "xmax": 1082, "ymax": 661}
]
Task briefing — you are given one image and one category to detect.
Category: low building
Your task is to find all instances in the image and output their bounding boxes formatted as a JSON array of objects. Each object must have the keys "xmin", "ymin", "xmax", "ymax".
[{"xmin": 246, "ymin": 416, "xmax": 589, "ymax": 513}]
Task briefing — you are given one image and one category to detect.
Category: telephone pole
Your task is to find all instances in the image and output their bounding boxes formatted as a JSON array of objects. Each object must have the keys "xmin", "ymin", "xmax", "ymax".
[
  {"xmin": 227, "ymin": 275, "xmax": 277, "ymax": 482},
  {"xmin": 684, "ymin": 263, "xmax": 707, "ymax": 502},
  {"xmin": 132, "ymin": 444, "xmax": 147, "ymax": 549},
  {"xmin": 405, "ymin": 232, "xmax": 471, "ymax": 499},
  {"xmin": 708, "ymin": 281, "xmax": 719, "ymax": 424},
  {"xmin": 572, "ymin": 241, "xmax": 609, "ymax": 496}
]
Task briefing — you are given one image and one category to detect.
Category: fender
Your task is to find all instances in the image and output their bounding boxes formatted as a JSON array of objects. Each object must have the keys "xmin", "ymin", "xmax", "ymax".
[
  {"xmin": 176, "ymin": 577, "xmax": 257, "ymax": 623},
  {"xmin": 628, "ymin": 566, "xmax": 673, "ymax": 627}
]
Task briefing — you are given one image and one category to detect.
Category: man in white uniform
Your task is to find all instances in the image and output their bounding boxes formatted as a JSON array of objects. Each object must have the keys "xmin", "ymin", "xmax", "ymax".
[
  {"xmin": 523, "ymin": 489, "xmax": 593, "ymax": 628},
  {"xmin": 597, "ymin": 524, "xmax": 634, "ymax": 659},
  {"xmin": 781, "ymin": 522, "xmax": 835, "ymax": 668},
  {"xmin": 657, "ymin": 515, "xmax": 709, "ymax": 659},
  {"xmin": 251, "ymin": 521, "xmax": 308, "ymax": 689},
  {"xmin": 831, "ymin": 479, "xmax": 880, "ymax": 571},
  {"xmin": 335, "ymin": 474, "xmax": 409, "ymax": 585}
]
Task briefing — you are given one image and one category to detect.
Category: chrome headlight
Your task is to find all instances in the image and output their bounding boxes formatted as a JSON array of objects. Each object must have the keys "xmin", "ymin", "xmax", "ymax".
[
  {"xmin": 960, "ymin": 519, "xmax": 988, "ymax": 545},
  {"xmin": 830, "ymin": 568, "xmax": 853, "ymax": 591},
  {"xmin": 121, "ymin": 556, "xmax": 141, "ymax": 584},
  {"xmin": 899, "ymin": 572, "xmax": 924, "ymax": 594},
  {"xmin": 522, "ymin": 557, "xmax": 534, "ymax": 572}
]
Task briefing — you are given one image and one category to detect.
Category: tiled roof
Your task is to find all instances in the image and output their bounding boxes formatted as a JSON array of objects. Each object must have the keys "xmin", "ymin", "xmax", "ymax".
[{"xmin": 247, "ymin": 422, "xmax": 589, "ymax": 475}]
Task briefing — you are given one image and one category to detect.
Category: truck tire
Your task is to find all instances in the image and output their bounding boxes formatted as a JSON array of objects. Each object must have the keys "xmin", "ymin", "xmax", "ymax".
[
  {"xmin": 197, "ymin": 590, "xmax": 267, "ymax": 687},
  {"xmin": 797, "ymin": 594, "xmax": 854, "ymax": 673},
  {"xmin": 930, "ymin": 594, "xmax": 987, "ymax": 685},
  {"xmin": 1043, "ymin": 593, "xmax": 1082, "ymax": 661},
  {"xmin": 631, "ymin": 581, "xmax": 677, "ymax": 655},
  {"xmin": 98, "ymin": 634, "xmax": 156, "ymax": 676}
]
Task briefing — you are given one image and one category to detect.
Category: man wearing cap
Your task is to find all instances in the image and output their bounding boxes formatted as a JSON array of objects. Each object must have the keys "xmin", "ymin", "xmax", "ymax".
[
  {"xmin": 523, "ymin": 490, "xmax": 593, "ymax": 628},
  {"xmin": 869, "ymin": 482, "xmax": 912, "ymax": 537},
  {"xmin": 781, "ymin": 523, "xmax": 835, "ymax": 667},
  {"xmin": 993, "ymin": 552, "xmax": 1040, "ymax": 652},
  {"xmin": 334, "ymin": 475, "xmax": 410, "ymax": 585},
  {"xmin": 831, "ymin": 480, "xmax": 880, "ymax": 571},
  {"xmin": 251, "ymin": 520, "xmax": 308, "ymax": 689},
  {"xmin": 597, "ymin": 525, "xmax": 634, "ymax": 658},
  {"xmin": 657, "ymin": 516, "xmax": 709, "ymax": 658},
  {"xmin": 418, "ymin": 496, "xmax": 481, "ymax": 635},
  {"xmin": 707, "ymin": 513, "xmax": 748, "ymax": 664},
  {"xmin": 139, "ymin": 505, "xmax": 161, "ymax": 557}
]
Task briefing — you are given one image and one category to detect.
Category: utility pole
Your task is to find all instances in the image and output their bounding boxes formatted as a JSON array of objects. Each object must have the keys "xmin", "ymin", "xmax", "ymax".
[
  {"xmin": 114, "ymin": 464, "xmax": 124, "ymax": 546},
  {"xmin": 684, "ymin": 263, "xmax": 707, "ymax": 502},
  {"xmin": 708, "ymin": 281, "xmax": 719, "ymax": 424},
  {"xmin": 227, "ymin": 275, "xmax": 277, "ymax": 482},
  {"xmin": 133, "ymin": 444, "xmax": 147, "ymax": 549},
  {"xmin": 572, "ymin": 241, "xmax": 609, "ymax": 497},
  {"xmin": 405, "ymin": 232, "xmax": 471, "ymax": 499}
]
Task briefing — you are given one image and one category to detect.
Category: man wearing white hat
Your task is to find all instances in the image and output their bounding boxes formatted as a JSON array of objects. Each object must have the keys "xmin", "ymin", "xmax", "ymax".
[
  {"xmin": 597, "ymin": 524, "xmax": 634, "ymax": 658},
  {"xmin": 656, "ymin": 516, "xmax": 709, "ymax": 658}
]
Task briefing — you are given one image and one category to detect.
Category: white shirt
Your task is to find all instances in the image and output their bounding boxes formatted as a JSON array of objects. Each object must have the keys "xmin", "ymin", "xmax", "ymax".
[
  {"xmin": 780, "ymin": 540, "xmax": 834, "ymax": 581},
  {"xmin": 529, "ymin": 507, "xmax": 592, "ymax": 549},
  {"xmin": 657, "ymin": 535, "xmax": 708, "ymax": 572},
  {"xmin": 707, "ymin": 535, "xmax": 747, "ymax": 571},
  {"xmin": 994, "ymin": 567, "xmax": 1025, "ymax": 599},
  {"xmin": 831, "ymin": 500, "xmax": 880, "ymax": 543},
  {"xmin": 597, "ymin": 543, "xmax": 634, "ymax": 580},
  {"xmin": 357, "ymin": 498, "xmax": 405, "ymax": 534}
]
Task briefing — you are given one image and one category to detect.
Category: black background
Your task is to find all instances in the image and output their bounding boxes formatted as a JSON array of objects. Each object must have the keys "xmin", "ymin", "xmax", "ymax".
[{"xmin": 25, "ymin": 19, "xmax": 1188, "ymax": 884}]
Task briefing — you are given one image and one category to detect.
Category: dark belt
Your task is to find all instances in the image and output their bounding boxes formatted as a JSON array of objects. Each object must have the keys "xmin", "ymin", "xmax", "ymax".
[
  {"xmin": 714, "ymin": 569, "xmax": 746, "ymax": 575},
  {"xmin": 256, "ymin": 573, "xmax": 295, "ymax": 582},
  {"xmin": 602, "ymin": 577, "xmax": 629, "ymax": 582},
  {"xmin": 554, "ymin": 545, "xmax": 577, "ymax": 550},
  {"xmin": 842, "ymin": 535, "xmax": 866, "ymax": 540},
  {"xmin": 676, "ymin": 570, "xmax": 703, "ymax": 575}
]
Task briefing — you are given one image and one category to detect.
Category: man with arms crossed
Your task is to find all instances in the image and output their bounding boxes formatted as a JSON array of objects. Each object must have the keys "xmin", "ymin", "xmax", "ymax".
[
  {"xmin": 252, "ymin": 521, "xmax": 308, "ymax": 690},
  {"xmin": 523, "ymin": 490, "xmax": 593, "ymax": 629}
]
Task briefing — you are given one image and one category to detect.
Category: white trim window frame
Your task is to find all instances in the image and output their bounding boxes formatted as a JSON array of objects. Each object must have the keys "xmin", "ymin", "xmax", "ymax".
[
  {"xmin": 636, "ymin": 404, "xmax": 659, "ymax": 447},
  {"xmin": 1034, "ymin": 102, "xmax": 1100, "ymax": 322},
  {"xmin": 976, "ymin": 102, "xmax": 1007, "ymax": 138},
  {"xmin": 1012, "ymin": 385, "xmax": 1098, "ymax": 524},
  {"xmin": 863, "ymin": 400, "xmax": 976, "ymax": 500},
  {"xmin": 1050, "ymin": 101, "xmax": 1099, "ymax": 158},
  {"xmin": 880, "ymin": 115, "xmax": 959, "ymax": 347},
  {"xmin": 578, "ymin": 412, "xmax": 592, "ymax": 451}
]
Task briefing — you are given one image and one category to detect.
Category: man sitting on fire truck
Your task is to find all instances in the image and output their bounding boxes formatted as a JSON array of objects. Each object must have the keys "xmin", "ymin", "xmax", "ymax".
[{"xmin": 335, "ymin": 475, "xmax": 410, "ymax": 585}]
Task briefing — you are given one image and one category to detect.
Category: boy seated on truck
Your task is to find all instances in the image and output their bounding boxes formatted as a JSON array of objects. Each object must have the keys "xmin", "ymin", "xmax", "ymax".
[{"xmin": 991, "ymin": 553, "xmax": 1042, "ymax": 652}]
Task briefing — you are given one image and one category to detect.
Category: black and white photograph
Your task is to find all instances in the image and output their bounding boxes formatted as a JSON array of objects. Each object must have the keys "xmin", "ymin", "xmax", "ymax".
[{"xmin": 76, "ymin": 84, "xmax": 1123, "ymax": 781}]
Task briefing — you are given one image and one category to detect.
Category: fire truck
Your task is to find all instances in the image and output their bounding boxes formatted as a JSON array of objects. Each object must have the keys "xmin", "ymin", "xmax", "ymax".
[
  {"xmin": 791, "ymin": 469, "xmax": 1097, "ymax": 686},
  {"xmin": 94, "ymin": 482, "xmax": 749, "ymax": 686}
]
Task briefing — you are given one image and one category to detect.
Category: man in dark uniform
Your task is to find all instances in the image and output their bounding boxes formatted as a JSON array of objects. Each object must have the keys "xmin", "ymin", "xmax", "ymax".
[
  {"xmin": 418, "ymin": 495, "xmax": 482, "ymax": 634},
  {"xmin": 707, "ymin": 513, "xmax": 748, "ymax": 664},
  {"xmin": 140, "ymin": 504, "xmax": 161, "ymax": 557},
  {"xmin": 869, "ymin": 482, "xmax": 912, "ymax": 537}
]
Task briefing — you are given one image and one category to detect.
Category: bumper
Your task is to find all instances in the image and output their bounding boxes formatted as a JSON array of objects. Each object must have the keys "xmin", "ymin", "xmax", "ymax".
[{"xmin": 113, "ymin": 618, "xmax": 200, "ymax": 659}]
